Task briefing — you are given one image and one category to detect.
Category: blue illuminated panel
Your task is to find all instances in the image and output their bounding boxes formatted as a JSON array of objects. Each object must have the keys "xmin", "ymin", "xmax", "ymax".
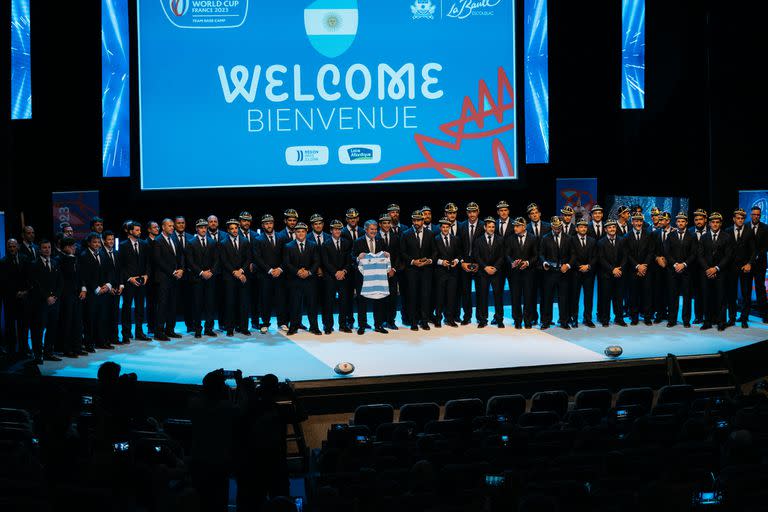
[
  {"xmin": 524, "ymin": 0, "xmax": 549, "ymax": 163},
  {"xmin": 11, "ymin": 0, "xmax": 32, "ymax": 120},
  {"xmin": 102, "ymin": 0, "xmax": 130, "ymax": 177},
  {"xmin": 622, "ymin": 0, "xmax": 645, "ymax": 109}
]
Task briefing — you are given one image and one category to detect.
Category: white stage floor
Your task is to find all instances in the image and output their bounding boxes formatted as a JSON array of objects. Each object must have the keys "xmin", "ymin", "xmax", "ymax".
[{"xmin": 38, "ymin": 307, "xmax": 768, "ymax": 385}]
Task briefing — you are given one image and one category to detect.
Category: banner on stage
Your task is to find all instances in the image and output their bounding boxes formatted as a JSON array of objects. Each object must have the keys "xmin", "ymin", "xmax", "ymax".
[
  {"xmin": 606, "ymin": 195, "xmax": 689, "ymax": 224},
  {"xmin": 51, "ymin": 191, "xmax": 100, "ymax": 240},
  {"xmin": 739, "ymin": 190, "xmax": 768, "ymax": 301},
  {"xmin": 137, "ymin": 0, "xmax": 518, "ymax": 189},
  {"xmin": 555, "ymin": 178, "xmax": 597, "ymax": 222}
]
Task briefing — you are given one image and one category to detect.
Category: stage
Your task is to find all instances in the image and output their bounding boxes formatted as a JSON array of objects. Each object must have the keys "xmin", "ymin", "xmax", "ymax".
[{"xmin": 37, "ymin": 307, "xmax": 768, "ymax": 386}]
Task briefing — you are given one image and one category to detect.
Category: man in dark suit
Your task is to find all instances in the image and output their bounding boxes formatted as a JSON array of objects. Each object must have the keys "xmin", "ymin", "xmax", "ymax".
[
  {"xmin": 187, "ymin": 219, "xmax": 220, "ymax": 338},
  {"xmin": 144, "ymin": 220, "xmax": 160, "ymax": 335},
  {"xmin": 625, "ymin": 213, "xmax": 654, "ymax": 325},
  {"xmin": 651, "ymin": 212, "xmax": 673, "ymax": 323},
  {"xmin": 725, "ymin": 208, "xmax": 756, "ymax": 328},
  {"xmin": 153, "ymin": 219, "xmax": 185, "ymax": 340},
  {"xmin": 748, "ymin": 206, "xmax": 768, "ymax": 322},
  {"xmin": 80, "ymin": 232, "xmax": 114, "ymax": 350},
  {"xmin": 569, "ymin": 220, "xmax": 597, "ymax": 328},
  {"xmin": 400, "ymin": 210, "xmax": 436, "ymax": 330},
  {"xmin": 26, "ymin": 240, "xmax": 63, "ymax": 364},
  {"xmin": 588, "ymin": 204, "xmax": 607, "ymax": 324},
  {"xmin": 387, "ymin": 204, "xmax": 402, "ymax": 236},
  {"xmin": 597, "ymin": 220, "xmax": 628, "ymax": 327},
  {"xmin": 283, "ymin": 222, "xmax": 322, "ymax": 335},
  {"xmin": 616, "ymin": 205, "xmax": 631, "ymax": 238},
  {"xmin": 689, "ymin": 208, "xmax": 709, "ymax": 323},
  {"xmin": 321, "ymin": 220, "xmax": 353, "ymax": 333},
  {"xmin": 308, "ymin": 214, "xmax": 332, "ymax": 333},
  {"xmin": 506, "ymin": 217, "xmax": 537, "ymax": 329},
  {"xmin": 119, "ymin": 221, "xmax": 151, "ymax": 342},
  {"xmin": 433, "ymin": 218, "xmax": 462, "ymax": 327},
  {"xmin": 475, "ymin": 217, "xmax": 506, "ymax": 328},
  {"xmin": 560, "ymin": 206, "xmax": 577, "ymax": 237},
  {"xmin": 698, "ymin": 212, "xmax": 732, "ymax": 331},
  {"xmin": 207, "ymin": 215, "xmax": 228, "ymax": 243},
  {"xmin": 341, "ymin": 208, "xmax": 363, "ymax": 328},
  {"xmin": 664, "ymin": 212, "xmax": 697, "ymax": 327},
  {"xmin": 539, "ymin": 217, "xmax": 572, "ymax": 329},
  {"xmin": 253, "ymin": 214, "xmax": 286, "ymax": 333},
  {"xmin": 377, "ymin": 213, "xmax": 401, "ymax": 330},
  {"xmin": 1, "ymin": 239, "xmax": 30, "ymax": 358},
  {"xmin": 220, "ymin": 219, "xmax": 252, "ymax": 336},
  {"xmin": 421, "ymin": 206, "xmax": 435, "ymax": 233},
  {"xmin": 55, "ymin": 238, "xmax": 86, "ymax": 358},
  {"xmin": 102, "ymin": 231, "xmax": 124, "ymax": 345},
  {"xmin": 527, "ymin": 203, "xmax": 551, "ymax": 325},
  {"xmin": 458, "ymin": 202, "xmax": 482, "ymax": 325},
  {"xmin": 442, "ymin": 203, "xmax": 461, "ymax": 322},
  {"xmin": 238, "ymin": 211, "xmax": 259, "ymax": 330},
  {"xmin": 493, "ymin": 200, "xmax": 513, "ymax": 326},
  {"xmin": 351, "ymin": 220, "xmax": 390, "ymax": 334},
  {"xmin": 172, "ymin": 216, "xmax": 194, "ymax": 333},
  {"xmin": 19, "ymin": 225, "xmax": 39, "ymax": 262}
]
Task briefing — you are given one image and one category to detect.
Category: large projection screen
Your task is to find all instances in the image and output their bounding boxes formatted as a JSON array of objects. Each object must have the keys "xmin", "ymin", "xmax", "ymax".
[{"xmin": 137, "ymin": 0, "xmax": 517, "ymax": 190}]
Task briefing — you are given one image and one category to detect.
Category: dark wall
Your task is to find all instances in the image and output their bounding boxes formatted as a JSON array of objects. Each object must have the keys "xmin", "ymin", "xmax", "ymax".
[{"xmin": 3, "ymin": 0, "xmax": 761, "ymax": 239}]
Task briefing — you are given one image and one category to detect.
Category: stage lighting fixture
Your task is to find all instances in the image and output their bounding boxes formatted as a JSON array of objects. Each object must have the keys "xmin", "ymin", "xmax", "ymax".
[
  {"xmin": 334, "ymin": 362, "xmax": 355, "ymax": 375},
  {"xmin": 604, "ymin": 345, "xmax": 623, "ymax": 358}
]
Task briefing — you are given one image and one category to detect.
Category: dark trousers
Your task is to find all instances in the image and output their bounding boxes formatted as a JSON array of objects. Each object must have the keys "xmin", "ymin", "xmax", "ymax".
[
  {"xmin": 652, "ymin": 264, "xmax": 668, "ymax": 320},
  {"xmin": 702, "ymin": 272, "xmax": 727, "ymax": 325},
  {"xmin": 356, "ymin": 291, "xmax": 385, "ymax": 328},
  {"xmin": 399, "ymin": 271, "xmax": 411, "ymax": 325},
  {"xmin": 155, "ymin": 278, "xmax": 179, "ymax": 335},
  {"xmin": 106, "ymin": 292, "xmax": 120, "ymax": 343},
  {"xmin": 316, "ymin": 275, "xmax": 333, "ymax": 329},
  {"xmin": 58, "ymin": 295, "xmax": 83, "ymax": 353},
  {"xmin": 509, "ymin": 269, "xmax": 535, "ymax": 326},
  {"xmin": 691, "ymin": 265, "xmax": 704, "ymax": 321},
  {"xmin": 477, "ymin": 272, "xmax": 503, "ymax": 323},
  {"xmin": 289, "ymin": 278, "xmax": 318, "ymax": 330},
  {"xmin": 532, "ymin": 268, "xmax": 545, "ymax": 323},
  {"xmin": 121, "ymin": 283, "xmax": 147, "ymax": 336},
  {"xmin": 595, "ymin": 273, "xmax": 605, "ymax": 323},
  {"xmin": 406, "ymin": 267, "xmax": 433, "ymax": 324},
  {"xmin": 224, "ymin": 278, "xmax": 249, "ymax": 332},
  {"xmin": 257, "ymin": 274, "xmax": 284, "ymax": 328},
  {"xmin": 83, "ymin": 292, "xmax": 106, "ymax": 348},
  {"xmin": 572, "ymin": 271, "xmax": 595, "ymax": 322},
  {"xmin": 629, "ymin": 273, "xmax": 652, "ymax": 321},
  {"xmin": 541, "ymin": 270, "xmax": 569, "ymax": 326},
  {"xmin": 192, "ymin": 278, "xmax": 217, "ymax": 333},
  {"xmin": 751, "ymin": 263, "xmax": 767, "ymax": 318},
  {"xmin": 324, "ymin": 276, "xmax": 350, "ymax": 328},
  {"xmin": 191, "ymin": 462, "xmax": 230, "ymax": 512},
  {"xmin": 343, "ymin": 278, "xmax": 356, "ymax": 327},
  {"xmin": 726, "ymin": 267, "xmax": 753, "ymax": 322},
  {"xmin": 31, "ymin": 301, "xmax": 59, "ymax": 358},
  {"xmin": 248, "ymin": 272, "xmax": 260, "ymax": 328},
  {"xmin": 433, "ymin": 268, "xmax": 458, "ymax": 322},
  {"xmin": 146, "ymin": 281, "xmax": 157, "ymax": 334},
  {"xmin": 179, "ymin": 279, "xmax": 194, "ymax": 332},
  {"xmin": 459, "ymin": 269, "xmax": 478, "ymax": 321},
  {"xmin": 667, "ymin": 269, "xmax": 691, "ymax": 324},
  {"xmin": 599, "ymin": 274, "xmax": 624, "ymax": 323},
  {"xmin": 384, "ymin": 274, "xmax": 398, "ymax": 325},
  {"xmin": 2, "ymin": 295, "xmax": 26, "ymax": 355}
]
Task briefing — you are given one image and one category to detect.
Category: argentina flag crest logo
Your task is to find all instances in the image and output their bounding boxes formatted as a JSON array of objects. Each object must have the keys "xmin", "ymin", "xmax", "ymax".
[{"xmin": 304, "ymin": 0, "xmax": 359, "ymax": 58}]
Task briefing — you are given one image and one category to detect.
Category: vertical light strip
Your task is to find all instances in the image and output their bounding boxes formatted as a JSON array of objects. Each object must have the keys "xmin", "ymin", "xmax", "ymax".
[
  {"xmin": 102, "ymin": 0, "xmax": 130, "ymax": 177},
  {"xmin": 524, "ymin": 0, "xmax": 549, "ymax": 163},
  {"xmin": 622, "ymin": 0, "xmax": 645, "ymax": 109},
  {"xmin": 10, "ymin": 0, "xmax": 32, "ymax": 120}
]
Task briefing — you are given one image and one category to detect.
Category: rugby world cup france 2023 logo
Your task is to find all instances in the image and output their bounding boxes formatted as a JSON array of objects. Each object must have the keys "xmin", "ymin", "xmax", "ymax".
[
  {"xmin": 304, "ymin": 0, "xmax": 359, "ymax": 58},
  {"xmin": 169, "ymin": 0, "xmax": 190, "ymax": 17}
]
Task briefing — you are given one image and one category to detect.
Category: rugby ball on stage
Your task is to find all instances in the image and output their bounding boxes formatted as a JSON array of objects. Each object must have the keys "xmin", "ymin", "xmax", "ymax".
[
  {"xmin": 604, "ymin": 345, "xmax": 623, "ymax": 358},
  {"xmin": 334, "ymin": 362, "xmax": 355, "ymax": 375}
]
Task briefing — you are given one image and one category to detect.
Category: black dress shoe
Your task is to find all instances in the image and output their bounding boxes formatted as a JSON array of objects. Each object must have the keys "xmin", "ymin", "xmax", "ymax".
[
  {"xmin": 85, "ymin": 346, "xmax": 96, "ymax": 353},
  {"xmin": 420, "ymin": 323, "xmax": 431, "ymax": 331},
  {"xmin": 700, "ymin": 323, "xmax": 712, "ymax": 330},
  {"xmin": 630, "ymin": 319, "xmax": 639, "ymax": 326},
  {"xmin": 667, "ymin": 322, "xmax": 677, "ymax": 328},
  {"xmin": 410, "ymin": 325, "xmax": 419, "ymax": 331},
  {"xmin": 653, "ymin": 317, "xmax": 664, "ymax": 324},
  {"xmin": 374, "ymin": 326, "xmax": 388, "ymax": 334},
  {"xmin": 524, "ymin": 324, "xmax": 532, "ymax": 329},
  {"xmin": 683, "ymin": 322, "xmax": 691, "ymax": 328},
  {"xmin": 460, "ymin": 318, "xmax": 471, "ymax": 325},
  {"xmin": 136, "ymin": 334, "xmax": 151, "ymax": 341},
  {"xmin": 584, "ymin": 321, "xmax": 596, "ymax": 328},
  {"xmin": 726, "ymin": 320, "xmax": 736, "ymax": 327},
  {"xmin": 226, "ymin": 330, "xmax": 234, "ymax": 337},
  {"xmin": 559, "ymin": 323, "xmax": 570, "ymax": 330},
  {"xmin": 693, "ymin": 318, "xmax": 703, "ymax": 324},
  {"xmin": 434, "ymin": 321, "xmax": 442, "ymax": 328},
  {"xmin": 97, "ymin": 344, "xmax": 115, "ymax": 350},
  {"xmin": 324, "ymin": 328, "xmax": 333, "ymax": 335},
  {"xmin": 446, "ymin": 321, "xmax": 459, "ymax": 328},
  {"xmin": 717, "ymin": 323, "xmax": 726, "ymax": 331},
  {"xmin": 615, "ymin": 320, "xmax": 628, "ymax": 327},
  {"xmin": 340, "ymin": 326, "xmax": 352, "ymax": 333},
  {"xmin": 540, "ymin": 323, "xmax": 550, "ymax": 330},
  {"xmin": 310, "ymin": 328, "xmax": 322, "ymax": 335},
  {"xmin": 204, "ymin": 330, "xmax": 217, "ymax": 337},
  {"xmin": 167, "ymin": 332, "xmax": 182, "ymax": 338},
  {"xmin": 357, "ymin": 327, "xmax": 366, "ymax": 335},
  {"xmin": 241, "ymin": 330, "xmax": 251, "ymax": 336},
  {"xmin": 478, "ymin": 322, "xmax": 487, "ymax": 328},
  {"xmin": 497, "ymin": 321, "xmax": 505, "ymax": 328},
  {"xmin": 63, "ymin": 352, "xmax": 78, "ymax": 358},
  {"xmin": 194, "ymin": 332, "xmax": 202, "ymax": 338},
  {"xmin": 44, "ymin": 354, "xmax": 62, "ymax": 362},
  {"xmin": 741, "ymin": 321, "xmax": 749, "ymax": 328},
  {"xmin": 286, "ymin": 328, "xmax": 298, "ymax": 336},
  {"xmin": 602, "ymin": 322, "xmax": 610, "ymax": 328},
  {"xmin": 387, "ymin": 323, "xmax": 399, "ymax": 330},
  {"xmin": 154, "ymin": 335, "xmax": 170, "ymax": 341},
  {"xmin": 299, "ymin": 323, "xmax": 309, "ymax": 331},
  {"xmin": 121, "ymin": 333, "xmax": 132, "ymax": 342},
  {"xmin": 644, "ymin": 319, "xmax": 653, "ymax": 326}
]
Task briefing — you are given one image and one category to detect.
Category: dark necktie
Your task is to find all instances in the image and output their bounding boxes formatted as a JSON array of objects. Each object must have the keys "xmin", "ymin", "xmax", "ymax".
[
  {"xmin": 754, "ymin": 224, "xmax": 758, "ymax": 235},
  {"xmin": 299, "ymin": 242, "xmax": 304, "ymax": 253},
  {"xmin": 597, "ymin": 225, "xmax": 601, "ymax": 238},
  {"xmin": 712, "ymin": 232, "xmax": 718, "ymax": 243},
  {"xmin": 499, "ymin": 221, "xmax": 505, "ymax": 237},
  {"xmin": 108, "ymin": 251, "xmax": 115, "ymax": 266},
  {"xmin": 736, "ymin": 226, "xmax": 741, "ymax": 242},
  {"xmin": 178, "ymin": 235, "xmax": 185, "ymax": 249},
  {"xmin": 662, "ymin": 230, "xmax": 667, "ymax": 243},
  {"xmin": 416, "ymin": 230, "xmax": 422, "ymax": 248},
  {"xmin": 383, "ymin": 232, "xmax": 389, "ymax": 246},
  {"xmin": 581, "ymin": 237, "xmax": 586, "ymax": 248},
  {"xmin": 269, "ymin": 234, "xmax": 275, "ymax": 247},
  {"xmin": 444, "ymin": 235, "xmax": 449, "ymax": 247},
  {"xmin": 316, "ymin": 234, "xmax": 321, "ymax": 245},
  {"xmin": 519, "ymin": 235, "xmax": 524, "ymax": 247},
  {"xmin": 201, "ymin": 237, "xmax": 207, "ymax": 248},
  {"xmin": 534, "ymin": 224, "xmax": 539, "ymax": 238},
  {"xmin": 487, "ymin": 235, "xmax": 492, "ymax": 246},
  {"xmin": 134, "ymin": 241, "xmax": 139, "ymax": 255},
  {"xmin": 610, "ymin": 238, "xmax": 615, "ymax": 247},
  {"xmin": 44, "ymin": 258, "xmax": 50, "ymax": 272},
  {"xmin": 335, "ymin": 239, "xmax": 340, "ymax": 252},
  {"xmin": 94, "ymin": 251, "xmax": 101, "ymax": 264},
  {"xmin": 232, "ymin": 237, "xmax": 239, "ymax": 250}
]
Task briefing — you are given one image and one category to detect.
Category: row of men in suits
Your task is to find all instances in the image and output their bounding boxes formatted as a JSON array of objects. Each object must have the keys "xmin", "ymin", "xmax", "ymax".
[{"xmin": 2, "ymin": 201, "xmax": 766, "ymax": 361}]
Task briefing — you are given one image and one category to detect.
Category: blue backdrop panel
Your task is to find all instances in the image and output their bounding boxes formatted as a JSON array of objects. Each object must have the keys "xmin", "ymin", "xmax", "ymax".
[
  {"xmin": 11, "ymin": 0, "xmax": 32, "ymax": 120},
  {"xmin": 621, "ymin": 0, "xmax": 645, "ymax": 109},
  {"xmin": 102, "ymin": 0, "xmax": 131, "ymax": 177},
  {"xmin": 523, "ymin": 0, "xmax": 549, "ymax": 163}
]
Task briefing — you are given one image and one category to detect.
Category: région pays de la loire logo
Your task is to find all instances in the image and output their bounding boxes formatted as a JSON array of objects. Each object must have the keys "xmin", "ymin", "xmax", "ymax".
[
  {"xmin": 411, "ymin": 0, "xmax": 436, "ymax": 19},
  {"xmin": 169, "ymin": 0, "xmax": 189, "ymax": 17},
  {"xmin": 304, "ymin": 0, "xmax": 359, "ymax": 58}
]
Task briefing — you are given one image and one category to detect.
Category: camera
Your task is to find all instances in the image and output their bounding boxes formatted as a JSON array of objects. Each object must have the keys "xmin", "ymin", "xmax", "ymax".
[
  {"xmin": 615, "ymin": 408, "xmax": 629, "ymax": 421},
  {"xmin": 715, "ymin": 419, "xmax": 729, "ymax": 429},
  {"xmin": 485, "ymin": 475, "xmax": 506, "ymax": 488},
  {"xmin": 692, "ymin": 490, "xmax": 723, "ymax": 507},
  {"xmin": 81, "ymin": 395, "xmax": 93, "ymax": 406},
  {"xmin": 355, "ymin": 435, "xmax": 371, "ymax": 445},
  {"xmin": 222, "ymin": 370, "xmax": 238, "ymax": 379},
  {"xmin": 113, "ymin": 441, "xmax": 130, "ymax": 452},
  {"xmin": 500, "ymin": 434, "xmax": 510, "ymax": 447}
]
